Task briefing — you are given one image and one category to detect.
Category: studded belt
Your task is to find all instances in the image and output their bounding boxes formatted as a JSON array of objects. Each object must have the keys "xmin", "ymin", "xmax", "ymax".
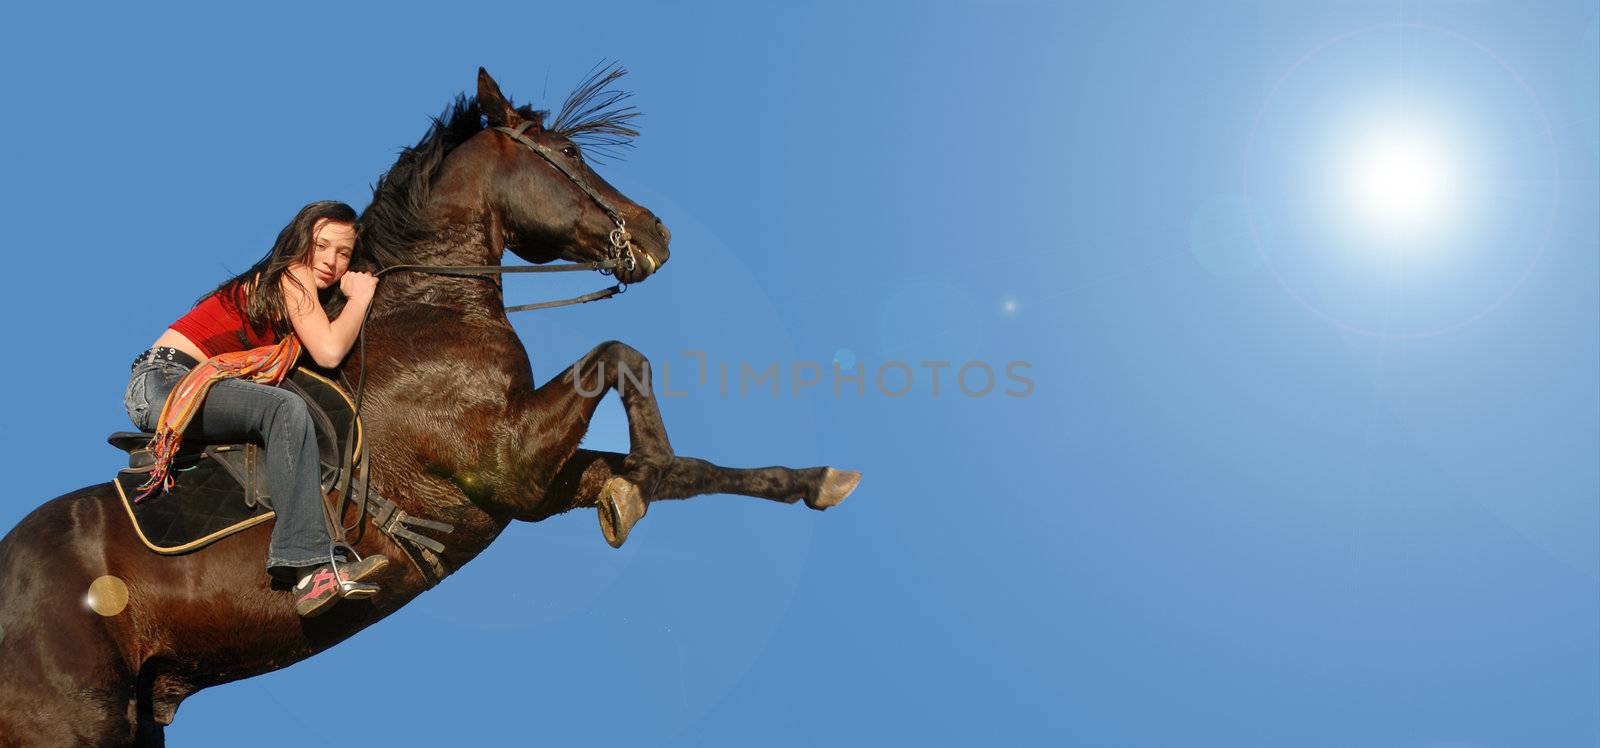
[{"xmin": 131, "ymin": 346, "xmax": 201, "ymax": 371}]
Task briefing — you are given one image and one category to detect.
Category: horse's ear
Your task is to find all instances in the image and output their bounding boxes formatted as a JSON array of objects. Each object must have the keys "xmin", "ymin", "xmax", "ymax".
[{"xmin": 477, "ymin": 67, "xmax": 519, "ymax": 126}]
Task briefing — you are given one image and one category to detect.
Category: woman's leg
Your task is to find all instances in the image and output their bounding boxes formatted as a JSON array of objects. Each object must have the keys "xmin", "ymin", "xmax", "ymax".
[
  {"xmin": 194, "ymin": 378, "xmax": 333, "ymax": 580},
  {"xmin": 125, "ymin": 361, "xmax": 188, "ymax": 432}
]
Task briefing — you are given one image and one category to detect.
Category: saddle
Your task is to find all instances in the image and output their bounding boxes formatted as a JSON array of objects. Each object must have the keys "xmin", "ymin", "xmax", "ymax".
[
  {"xmin": 108, "ymin": 368, "xmax": 363, "ymax": 554},
  {"xmin": 108, "ymin": 367, "xmax": 455, "ymax": 581}
]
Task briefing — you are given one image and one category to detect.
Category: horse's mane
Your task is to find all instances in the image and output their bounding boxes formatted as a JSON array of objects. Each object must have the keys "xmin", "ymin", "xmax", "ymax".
[
  {"xmin": 357, "ymin": 94, "xmax": 488, "ymax": 268},
  {"xmin": 548, "ymin": 64, "xmax": 640, "ymax": 163},
  {"xmin": 358, "ymin": 64, "xmax": 640, "ymax": 268}
]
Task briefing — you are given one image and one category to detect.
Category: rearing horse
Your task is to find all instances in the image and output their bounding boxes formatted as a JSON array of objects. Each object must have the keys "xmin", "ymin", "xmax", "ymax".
[{"xmin": 0, "ymin": 67, "xmax": 859, "ymax": 747}]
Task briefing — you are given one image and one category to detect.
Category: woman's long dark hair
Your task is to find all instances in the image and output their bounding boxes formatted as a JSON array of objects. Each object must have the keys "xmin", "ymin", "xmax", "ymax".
[{"xmin": 200, "ymin": 200, "xmax": 360, "ymax": 339}]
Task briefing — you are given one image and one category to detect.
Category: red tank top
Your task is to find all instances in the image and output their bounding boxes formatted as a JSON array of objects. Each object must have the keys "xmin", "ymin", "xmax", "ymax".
[{"xmin": 169, "ymin": 281, "xmax": 280, "ymax": 357}]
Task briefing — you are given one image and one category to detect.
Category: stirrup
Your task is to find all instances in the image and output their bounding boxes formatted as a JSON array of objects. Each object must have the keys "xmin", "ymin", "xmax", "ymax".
[{"xmin": 327, "ymin": 542, "xmax": 379, "ymax": 599}]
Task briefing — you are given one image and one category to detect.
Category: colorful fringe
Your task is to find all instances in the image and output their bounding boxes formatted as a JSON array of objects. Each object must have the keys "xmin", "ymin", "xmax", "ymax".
[{"xmin": 133, "ymin": 335, "xmax": 305, "ymax": 503}]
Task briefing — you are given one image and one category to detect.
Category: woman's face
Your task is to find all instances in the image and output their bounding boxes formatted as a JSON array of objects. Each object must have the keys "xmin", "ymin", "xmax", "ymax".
[{"xmin": 299, "ymin": 218, "xmax": 356, "ymax": 289}]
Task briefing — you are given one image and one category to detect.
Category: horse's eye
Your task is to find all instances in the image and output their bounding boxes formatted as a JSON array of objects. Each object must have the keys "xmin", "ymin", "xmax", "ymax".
[{"xmin": 561, "ymin": 145, "xmax": 578, "ymax": 158}]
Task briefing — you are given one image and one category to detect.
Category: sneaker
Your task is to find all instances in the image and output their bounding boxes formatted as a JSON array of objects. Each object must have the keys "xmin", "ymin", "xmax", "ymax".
[
  {"xmin": 294, "ymin": 566, "xmax": 343, "ymax": 618},
  {"xmin": 293, "ymin": 554, "xmax": 390, "ymax": 617},
  {"xmin": 334, "ymin": 554, "xmax": 390, "ymax": 587}
]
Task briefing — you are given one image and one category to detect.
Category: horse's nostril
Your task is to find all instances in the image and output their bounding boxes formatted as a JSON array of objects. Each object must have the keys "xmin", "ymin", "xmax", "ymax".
[{"xmin": 656, "ymin": 219, "xmax": 671, "ymax": 244}]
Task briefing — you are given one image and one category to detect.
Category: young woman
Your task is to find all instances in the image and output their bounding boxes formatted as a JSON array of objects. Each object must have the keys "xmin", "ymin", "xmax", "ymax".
[{"xmin": 123, "ymin": 200, "xmax": 389, "ymax": 618}]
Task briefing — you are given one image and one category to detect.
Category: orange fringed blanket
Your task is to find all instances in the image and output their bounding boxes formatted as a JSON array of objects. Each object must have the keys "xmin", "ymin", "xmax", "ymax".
[{"xmin": 133, "ymin": 335, "xmax": 304, "ymax": 503}]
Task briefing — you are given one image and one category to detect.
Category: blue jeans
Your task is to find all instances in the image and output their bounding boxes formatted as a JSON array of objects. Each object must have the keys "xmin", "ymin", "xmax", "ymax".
[{"xmin": 124, "ymin": 355, "xmax": 337, "ymax": 580}]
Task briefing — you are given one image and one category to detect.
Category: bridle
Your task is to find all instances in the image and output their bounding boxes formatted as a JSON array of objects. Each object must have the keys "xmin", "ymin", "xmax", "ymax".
[
  {"xmin": 327, "ymin": 120, "xmax": 653, "ymax": 578},
  {"xmin": 374, "ymin": 120, "xmax": 646, "ymax": 312}
]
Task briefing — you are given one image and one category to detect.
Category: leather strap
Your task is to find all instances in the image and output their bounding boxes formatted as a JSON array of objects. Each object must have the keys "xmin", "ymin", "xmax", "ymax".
[
  {"xmin": 328, "ymin": 426, "xmax": 455, "ymax": 586},
  {"xmin": 377, "ymin": 261, "xmax": 618, "ymax": 276},
  {"xmin": 494, "ymin": 122, "xmax": 630, "ymax": 225},
  {"xmin": 506, "ymin": 284, "xmax": 623, "ymax": 312}
]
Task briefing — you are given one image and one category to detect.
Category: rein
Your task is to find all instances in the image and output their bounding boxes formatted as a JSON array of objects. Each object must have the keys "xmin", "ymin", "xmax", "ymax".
[
  {"xmin": 376, "ymin": 258, "xmax": 626, "ymax": 313},
  {"xmin": 327, "ymin": 120, "xmax": 646, "ymax": 581}
]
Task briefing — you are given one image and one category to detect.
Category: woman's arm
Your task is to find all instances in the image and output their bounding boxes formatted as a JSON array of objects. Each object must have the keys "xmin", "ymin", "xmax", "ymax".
[{"xmin": 281, "ymin": 265, "xmax": 375, "ymax": 368}]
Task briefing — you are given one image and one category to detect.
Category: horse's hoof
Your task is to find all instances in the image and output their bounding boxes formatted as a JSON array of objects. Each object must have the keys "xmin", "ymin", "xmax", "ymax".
[
  {"xmin": 806, "ymin": 468, "xmax": 861, "ymax": 510},
  {"xmin": 598, "ymin": 477, "xmax": 647, "ymax": 549}
]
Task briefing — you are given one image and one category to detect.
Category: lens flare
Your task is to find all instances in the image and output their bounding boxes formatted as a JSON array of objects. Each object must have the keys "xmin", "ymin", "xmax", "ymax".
[{"xmin": 86, "ymin": 575, "xmax": 130, "ymax": 617}]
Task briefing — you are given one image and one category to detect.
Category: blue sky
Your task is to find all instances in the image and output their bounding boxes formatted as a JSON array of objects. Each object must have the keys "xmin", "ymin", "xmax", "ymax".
[{"xmin": 0, "ymin": 1, "xmax": 1596, "ymax": 745}]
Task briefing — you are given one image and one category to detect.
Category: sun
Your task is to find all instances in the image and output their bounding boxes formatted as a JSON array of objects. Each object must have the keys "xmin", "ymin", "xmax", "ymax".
[{"xmin": 1342, "ymin": 125, "xmax": 1458, "ymax": 240}]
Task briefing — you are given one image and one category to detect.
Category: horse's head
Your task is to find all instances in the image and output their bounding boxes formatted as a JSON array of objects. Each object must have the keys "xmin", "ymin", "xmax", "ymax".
[{"xmin": 465, "ymin": 67, "xmax": 670, "ymax": 285}]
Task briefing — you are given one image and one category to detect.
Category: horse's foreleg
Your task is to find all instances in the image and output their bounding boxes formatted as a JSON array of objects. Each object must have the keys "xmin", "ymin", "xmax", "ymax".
[
  {"xmin": 506, "ymin": 341, "xmax": 673, "ymax": 544},
  {"xmin": 523, "ymin": 340, "xmax": 675, "ymax": 490},
  {"xmin": 517, "ymin": 449, "xmax": 861, "ymax": 538},
  {"xmin": 511, "ymin": 341, "xmax": 859, "ymax": 545}
]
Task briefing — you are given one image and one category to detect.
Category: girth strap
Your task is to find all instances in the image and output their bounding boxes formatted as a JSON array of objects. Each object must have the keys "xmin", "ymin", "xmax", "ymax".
[
  {"xmin": 347, "ymin": 477, "xmax": 453, "ymax": 585},
  {"xmin": 327, "ymin": 433, "xmax": 454, "ymax": 587}
]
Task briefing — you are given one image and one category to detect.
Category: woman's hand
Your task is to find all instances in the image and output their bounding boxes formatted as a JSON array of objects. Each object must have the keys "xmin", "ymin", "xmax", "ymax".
[
  {"xmin": 283, "ymin": 265, "xmax": 377, "ymax": 368},
  {"xmin": 339, "ymin": 271, "xmax": 378, "ymax": 301}
]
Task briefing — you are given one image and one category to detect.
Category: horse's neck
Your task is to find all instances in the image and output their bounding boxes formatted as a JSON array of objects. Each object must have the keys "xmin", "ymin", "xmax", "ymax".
[
  {"xmin": 369, "ymin": 227, "xmax": 507, "ymax": 318},
  {"xmin": 352, "ymin": 231, "xmax": 530, "ymax": 555},
  {"xmin": 403, "ymin": 221, "xmax": 500, "ymax": 266}
]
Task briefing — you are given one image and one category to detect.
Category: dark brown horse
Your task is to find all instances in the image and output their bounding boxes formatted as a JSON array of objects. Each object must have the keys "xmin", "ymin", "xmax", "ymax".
[{"xmin": 0, "ymin": 68, "xmax": 859, "ymax": 747}]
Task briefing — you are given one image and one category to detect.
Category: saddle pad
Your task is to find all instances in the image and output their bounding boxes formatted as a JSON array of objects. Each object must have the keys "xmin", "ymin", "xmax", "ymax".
[
  {"xmin": 108, "ymin": 367, "xmax": 361, "ymax": 555},
  {"xmin": 113, "ymin": 451, "xmax": 274, "ymax": 555}
]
